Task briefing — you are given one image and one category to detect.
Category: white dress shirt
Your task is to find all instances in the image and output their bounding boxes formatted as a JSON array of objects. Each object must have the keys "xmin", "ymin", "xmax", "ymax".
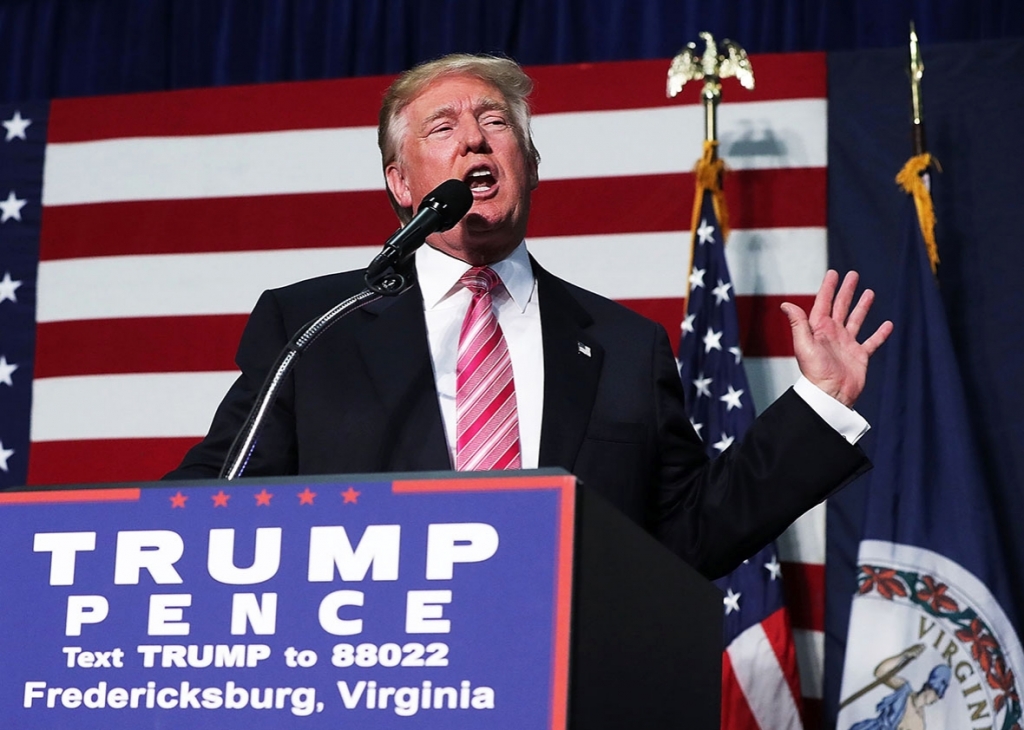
[
  {"xmin": 417, "ymin": 241, "xmax": 544, "ymax": 468},
  {"xmin": 416, "ymin": 241, "xmax": 869, "ymax": 470}
]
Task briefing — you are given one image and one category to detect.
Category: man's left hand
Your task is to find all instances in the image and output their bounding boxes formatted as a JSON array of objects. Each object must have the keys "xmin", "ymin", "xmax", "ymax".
[{"xmin": 780, "ymin": 269, "xmax": 893, "ymax": 407}]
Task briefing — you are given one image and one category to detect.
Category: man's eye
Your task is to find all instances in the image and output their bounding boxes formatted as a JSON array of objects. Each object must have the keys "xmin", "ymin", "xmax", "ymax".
[{"xmin": 483, "ymin": 117, "xmax": 508, "ymax": 127}]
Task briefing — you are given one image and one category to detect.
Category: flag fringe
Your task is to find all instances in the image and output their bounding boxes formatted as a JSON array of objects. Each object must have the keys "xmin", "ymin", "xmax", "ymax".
[
  {"xmin": 896, "ymin": 153, "xmax": 939, "ymax": 273},
  {"xmin": 691, "ymin": 140, "xmax": 731, "ymax": 243},
  {"xmin": 684, "ymin": 140, "xmax": 731, "ymax": 304}
]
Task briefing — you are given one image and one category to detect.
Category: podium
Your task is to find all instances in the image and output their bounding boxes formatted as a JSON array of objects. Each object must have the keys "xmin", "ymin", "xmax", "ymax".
[{"xmin": 0, "ymin": 469, "xmax": 721, "ymax": 729}]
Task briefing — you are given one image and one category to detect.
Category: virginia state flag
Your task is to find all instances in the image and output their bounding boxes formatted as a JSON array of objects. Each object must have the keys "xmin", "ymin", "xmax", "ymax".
[{"xmin": 835, "ymin": 172, "xmax": 1023, "ymax": 730}]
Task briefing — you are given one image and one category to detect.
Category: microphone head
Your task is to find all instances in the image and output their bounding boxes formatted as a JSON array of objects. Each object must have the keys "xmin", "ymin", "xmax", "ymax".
[{"xmin": 418, "ymin": 179, "xmax": 474, "ymax": 232}]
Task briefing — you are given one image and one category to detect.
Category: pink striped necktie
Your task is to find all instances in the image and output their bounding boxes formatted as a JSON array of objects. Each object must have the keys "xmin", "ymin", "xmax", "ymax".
[{"xmin": 455, "ymin": 266, "xmax": 522, "ymax": 471}]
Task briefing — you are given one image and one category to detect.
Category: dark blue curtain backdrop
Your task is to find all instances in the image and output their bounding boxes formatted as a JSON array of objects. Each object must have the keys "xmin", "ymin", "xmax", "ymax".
[{"xmin": 0, "ymin": 0, "xmax": 1022, "ymax": 103}]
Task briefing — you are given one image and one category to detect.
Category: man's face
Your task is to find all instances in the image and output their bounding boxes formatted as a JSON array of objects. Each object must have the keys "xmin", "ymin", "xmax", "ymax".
[{"xmin": 385, "ymin": 74, "xmax": 538, "ymax": 265}]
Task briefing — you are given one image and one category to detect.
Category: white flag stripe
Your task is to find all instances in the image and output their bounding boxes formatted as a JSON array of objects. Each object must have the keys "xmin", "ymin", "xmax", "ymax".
[
  {"xmin": 35, "ymin": 247, "xmax": 377, "ymax": 323},
  {"xmin": 727, "ymin": 622, "xmax": 803, "ymax": 729},
  {"xmin": 41, "ymin": 99, "xmax": 825, "ymax": 206},
  {"xmin": 778, "ymin": 501, "xmax": 827, "ymax": 565},
  {"xmin": 25, "ymin": 352, "xmax": 798, "ymax": 438},
  {"xmin": 743, "ymin": 356, "xmax": 802, "ymax": 415},
  {"xmin": 30, "ymin": 372, "xmax": 238, "ymax": 441},
  {"xmin": 28, "ymin": 356, "xmax": 799, "ymax": 442},
  {"xmin": 534, "ymin": 98, "xmax": 827, "ymax": 180},
  {"xmin": 792, "ymin": 628, "xmax": 826, "ymax": 700},
  {"xmin": 42, "ymin": 128, "xmax": 383, "ymax": 206},
  {"xmin": 36, "ymin": 228, "xmax": 826, "ymax": 323},
  {"xmin": 532, "ymin": 228, "xmax": 826, "ymax": 302}
]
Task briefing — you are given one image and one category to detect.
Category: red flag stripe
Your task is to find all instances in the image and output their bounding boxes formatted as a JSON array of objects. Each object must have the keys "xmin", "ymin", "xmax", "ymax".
[
  {"xmin": 47, "ymin": 53, "xmax": 825, "ymax": 143},
  {"xmin": 33, "ymin": 294, "xmax": 811, "ymax": 379},
  {"xmin": 39, "ymin": 191, "xmax": 396, "ymax": 260},
  {"xmin": 721, "ymin": 651, "xmax": 765, "ymax": 730},
  {"xmin": 26, "ymin": 438, "xmax": 204, "ymax": 485},
  {"xmin": 34, "ymin": 315, "xmax": 247, "ymax": 378},
  {"xmin": 38, "ymin": 168, "xmax": 825, "ymax": 261},
  {"xmin": 625, "ymin": 294, "xmax": 813, "ymax": 359},
  {"xmin": 530, "ymin": 52, "xmax": 826, "ymax": 113},
  {"xmin": 781, "ymin": 561, "xmax": 826, "ymax": 632}
]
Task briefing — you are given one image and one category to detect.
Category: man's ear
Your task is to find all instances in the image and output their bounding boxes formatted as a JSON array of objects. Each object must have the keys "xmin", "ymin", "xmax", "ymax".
[
  {"xmin": 385, "ymin": 164, "xmax": 413, "ymax": 209},
  {"xmin": 527, "ymin": 156, "xmax": 539, "ymax": 190}
]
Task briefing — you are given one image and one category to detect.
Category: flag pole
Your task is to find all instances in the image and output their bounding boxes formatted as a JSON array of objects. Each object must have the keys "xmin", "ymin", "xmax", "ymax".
[
  {"xmin": 909, "ymin": 21, "xmax": 926, "ymax": 157},
  {"xmin": 896, "ymin": 22, "xmax": 940, "ymax": 272},
  {"xmin": 667, "ymin": 34, "xmax": 808, "ymax": 730},
  {"xmin": 666, "ymin": 32, "xmax": 755, "ymax": 296}
]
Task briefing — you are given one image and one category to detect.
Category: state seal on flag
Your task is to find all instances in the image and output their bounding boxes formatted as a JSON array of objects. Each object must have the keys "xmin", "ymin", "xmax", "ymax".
[{"xmin": 837, "ymin": 541, "xmax": 1023, "ymax": 730}]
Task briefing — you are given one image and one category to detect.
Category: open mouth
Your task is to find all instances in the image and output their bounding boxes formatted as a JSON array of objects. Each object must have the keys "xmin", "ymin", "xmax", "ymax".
[{"xmin": 464, "ymin": 167, "xmax": 497, "ymax": 194}]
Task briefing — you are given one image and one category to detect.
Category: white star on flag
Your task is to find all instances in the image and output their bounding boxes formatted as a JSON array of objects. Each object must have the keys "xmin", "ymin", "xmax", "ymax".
[
  {"xmin": 764, "ymin": 555, "xmax": 783, "ymax": 581},
  {"xmin": 703, "ymin": 327, "xmax": 723, "ymax": 353},
  {"xmin": 712, "ymin": 279, "xmax": 732, "ymax": 304},
  {"xmin": 713, "ymin": 433, "xmax": 735, "ymax": 453},
  {"xmin": 0, "ymin": 441, "xmax": 13, "ymax": 472},
  {"xmin": 2, "ymin": 111, "xmax": 31, "ymax": 141},
  {"xmin": 0, "ymin": 272, "xmax": 22, "ymax": 303},
  {"xmin": 681, "ymin": 313, "xmax": 695, "ymax": 334},
  {"xmin": 723, "ymin": 588, "xmax": 742, "ymax": 615},
  {"xmin": 0, "ymin": 191, "xmax": 27, "ymax": 223},
  {"xmin": 720, "ymin": 385, "xmax": 744, "ymax": 411},
  {"xmin": 689, "ymin": 418, "xmax": 704, "ymax": 439},
  {"xmin": 689, "ymin": 267, "xmax": 706, "ymax": 289},
  {"xmin": 729, "ymin": 346, "xmax": 743, "ymax": 364},
  {"xmin": 693, "ymin": 374, "xmax": 713, "ymax": 397},
  {"xmin": 0, "ymin": 356, "xmax": 17, "ymax": 386},
  {"xmin": 696, "ymin": 218, "xmax": 716, "ymax": 244}
]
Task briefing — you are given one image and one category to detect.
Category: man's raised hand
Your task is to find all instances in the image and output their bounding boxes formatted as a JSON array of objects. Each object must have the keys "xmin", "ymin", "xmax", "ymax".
[{"xmin": 780, "ymin": 269, "xmax": 894, "ymax": 407}]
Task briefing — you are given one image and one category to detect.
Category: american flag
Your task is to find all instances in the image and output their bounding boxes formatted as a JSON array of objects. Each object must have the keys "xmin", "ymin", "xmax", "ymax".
[
  {"xmin": 0, "ymin": 53, "xmax": 828, "ymax": 718},
  {"xmin": 679, "ymin": 182, "xmax": 805, "ymax": 729}
]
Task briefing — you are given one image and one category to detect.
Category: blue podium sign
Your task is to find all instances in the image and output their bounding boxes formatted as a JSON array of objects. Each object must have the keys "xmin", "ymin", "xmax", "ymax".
[{"xmin": 0, "ymin": 472, "xmax": 576, "ymax": 729}]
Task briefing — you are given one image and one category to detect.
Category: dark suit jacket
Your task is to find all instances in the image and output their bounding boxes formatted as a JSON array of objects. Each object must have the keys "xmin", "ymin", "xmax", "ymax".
[{"xmin": 166, "ymin": 261, "xmax": 870, "ymax": 578}]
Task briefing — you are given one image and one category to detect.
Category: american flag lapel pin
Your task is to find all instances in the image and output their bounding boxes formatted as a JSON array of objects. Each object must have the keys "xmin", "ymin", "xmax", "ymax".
[{"xmin": 577, "ymin": 342, "xmax": 591, "ymax": 357}]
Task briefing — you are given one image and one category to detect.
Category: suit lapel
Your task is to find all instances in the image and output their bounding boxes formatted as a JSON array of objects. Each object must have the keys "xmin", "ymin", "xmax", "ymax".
[
  {"xmin": 534, "ymin": 263, "xmax": 603, "ymax": 470},
  {"xmin": 349, "ymin": 264, "xmax": 603, "ymax": 473},
  {"xmin": 355, "ymin": 284, "xmax": 451, "ymax": 470}
]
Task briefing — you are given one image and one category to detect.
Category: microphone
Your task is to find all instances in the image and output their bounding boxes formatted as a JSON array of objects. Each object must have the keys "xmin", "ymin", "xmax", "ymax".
[{"xmin": 365, "ymin": 179, "xmax": 473, "ymax": 282}]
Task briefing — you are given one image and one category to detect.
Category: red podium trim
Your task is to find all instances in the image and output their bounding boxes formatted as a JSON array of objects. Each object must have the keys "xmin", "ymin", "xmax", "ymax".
[{"xmin": 0, "ymin": 487, "xmax": 141, "ymax": 504}]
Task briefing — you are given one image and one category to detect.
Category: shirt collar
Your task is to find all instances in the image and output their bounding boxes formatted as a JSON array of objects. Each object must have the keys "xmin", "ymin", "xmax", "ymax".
[{"xmin": 416, "ymin": 240, "xmax": 535, "ymax": 313}]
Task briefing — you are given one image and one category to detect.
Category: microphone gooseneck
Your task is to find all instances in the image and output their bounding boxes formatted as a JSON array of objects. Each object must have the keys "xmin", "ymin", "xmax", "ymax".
[{"xmin": 220, "ymin": 179, "xmax": 474, "ymax": 479}]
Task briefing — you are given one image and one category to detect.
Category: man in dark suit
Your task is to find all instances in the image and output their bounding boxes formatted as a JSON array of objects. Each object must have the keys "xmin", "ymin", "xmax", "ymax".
[{"xmin": 166, "ymin": 54, "xmax": 892, "ymax": 580}]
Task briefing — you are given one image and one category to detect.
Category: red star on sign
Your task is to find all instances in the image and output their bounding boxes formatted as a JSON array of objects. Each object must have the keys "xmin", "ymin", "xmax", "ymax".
[
  {"xmin": 298, "ymin": 488, "xmax": 316, "ymax": 505},
  {"xmin": 170, "ymin": 491, "xmax": 188, "ymax": 508},
  {"xmin": 254, "ymin": 489, "xmax": 273, "ymax": 506},
  {"xmin": 212, "ymin": 490, "xmax": 230, "ymax": 507},
  {"xmin": 341, "ymin": 486, "xmax": 361, "ymax": 504}
]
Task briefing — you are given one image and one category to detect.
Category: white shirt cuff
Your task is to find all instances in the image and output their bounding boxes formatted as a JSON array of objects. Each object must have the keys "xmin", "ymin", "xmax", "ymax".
[{"xmin": 792, "ymin": 376, "xmax": 870, "ymax": 445}]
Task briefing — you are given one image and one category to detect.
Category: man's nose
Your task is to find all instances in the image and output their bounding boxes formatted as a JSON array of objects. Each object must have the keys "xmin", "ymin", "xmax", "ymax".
[{"xmin": 459, "ymin": 121, "xmax": 489, "ymax": 153}]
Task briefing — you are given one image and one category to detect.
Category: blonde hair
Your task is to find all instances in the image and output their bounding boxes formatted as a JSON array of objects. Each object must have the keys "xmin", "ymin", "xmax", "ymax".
[{"xmin": 378, "ymin": 53, "xmax": 541, "ymax": 222}]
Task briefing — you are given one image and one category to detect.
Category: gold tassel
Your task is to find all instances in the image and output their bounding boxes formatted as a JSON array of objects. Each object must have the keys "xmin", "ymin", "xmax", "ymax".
[
  {"xmin": 690, "ymin": 140, "xmax": 730, "ymax": 243},
  {"xmin": 896, "ymin": 153, "xmax": 939, "ymax": 273}
]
